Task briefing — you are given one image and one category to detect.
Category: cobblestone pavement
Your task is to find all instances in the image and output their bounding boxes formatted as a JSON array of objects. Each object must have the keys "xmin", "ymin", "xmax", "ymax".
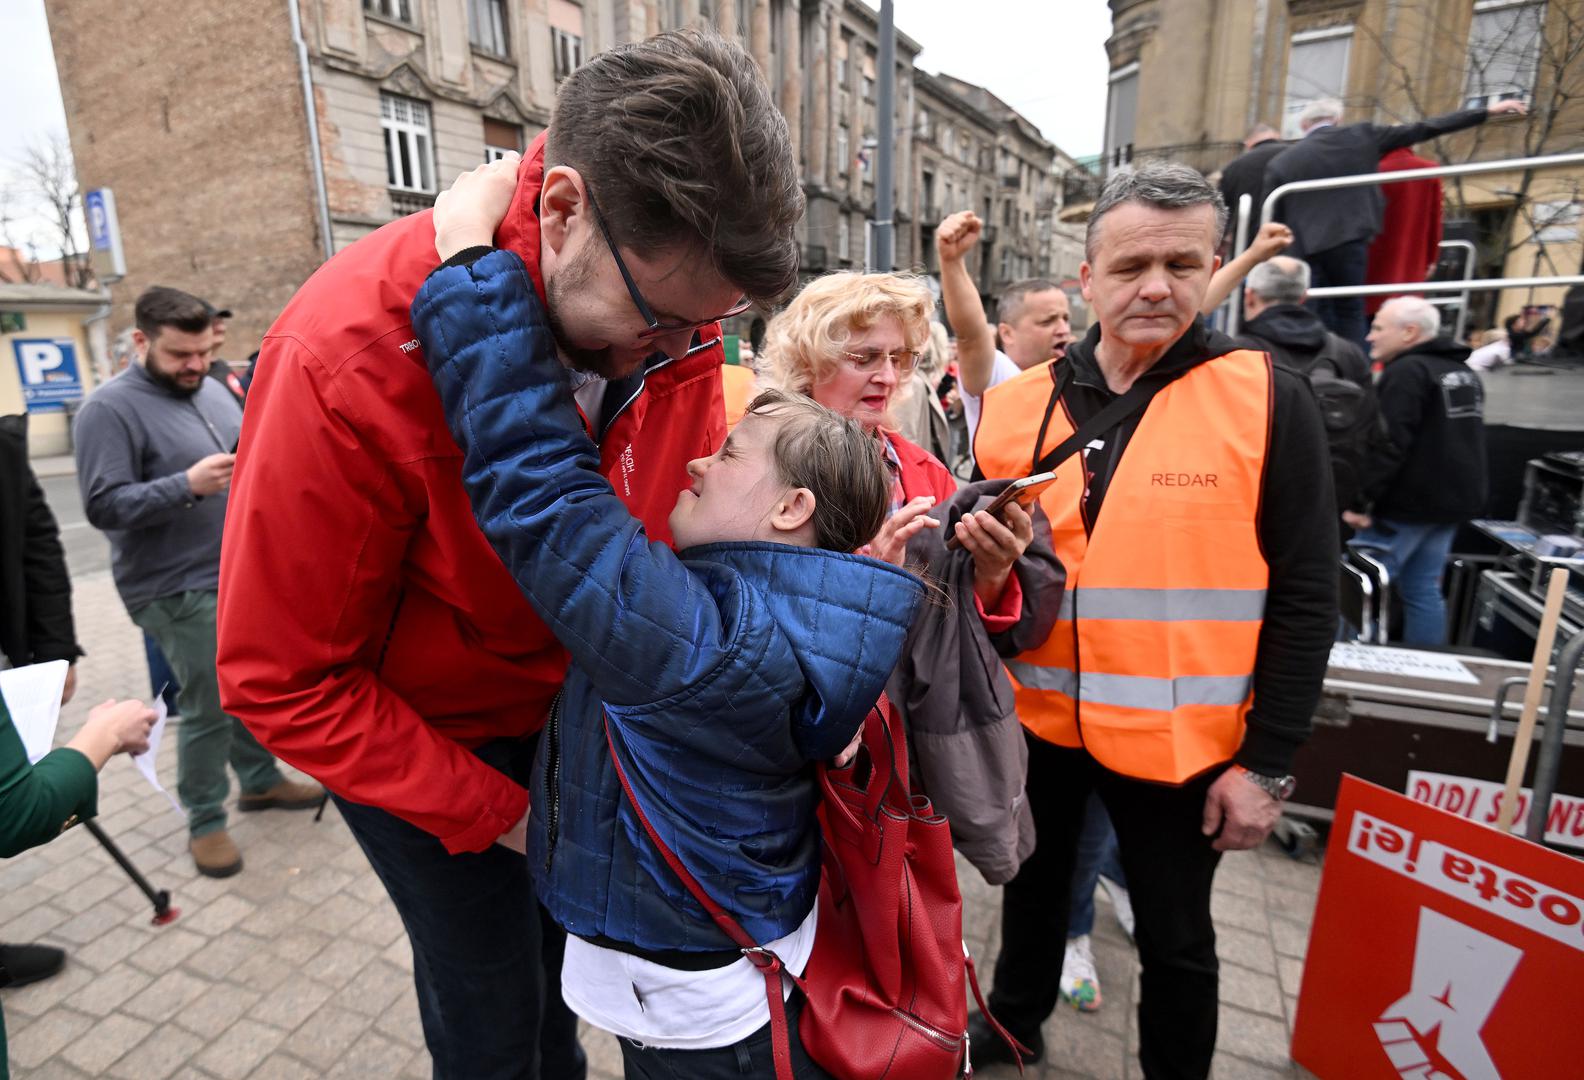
[{"xmin": 3, "ymin": 571, "xmax": 1325, "ymax": 1079}]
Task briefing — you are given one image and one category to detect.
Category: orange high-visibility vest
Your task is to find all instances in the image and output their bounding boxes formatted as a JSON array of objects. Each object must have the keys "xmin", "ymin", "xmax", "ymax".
[
  {"xmin": 721, "ymin": 364, "xmax": 757, "ymax": 430},
  {"xmin": 973, "ymin": 349, "xmax": 1273, "ymax": 784}
]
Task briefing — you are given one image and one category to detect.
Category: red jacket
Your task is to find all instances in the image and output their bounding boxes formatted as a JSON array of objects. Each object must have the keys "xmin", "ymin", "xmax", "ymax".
[
  {"xmin": 890, "ymin": 429, "xmax": 957, "ymax": 504},
  {"xmin": 217, "ymin": 134, "xmax": 726, "ymax": 853},
  {"xmin": 1366, "ymin": 148, "xmax": 1444, "ymax": 318}
]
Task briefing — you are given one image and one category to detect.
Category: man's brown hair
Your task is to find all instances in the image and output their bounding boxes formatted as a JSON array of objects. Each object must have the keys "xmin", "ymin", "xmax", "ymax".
[
  {"xmin": 547, "ymin": 29, "xmax": 804, "ymax": 305},
  {"xmin": 134, "ymin": 286, "xmax": 211, "ymax": 340}
]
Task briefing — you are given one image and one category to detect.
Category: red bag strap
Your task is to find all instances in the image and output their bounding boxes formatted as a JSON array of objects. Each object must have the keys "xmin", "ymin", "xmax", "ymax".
[{"xmin": 603, "ymin": 713, "xmax": 800, "ymax": 1080}]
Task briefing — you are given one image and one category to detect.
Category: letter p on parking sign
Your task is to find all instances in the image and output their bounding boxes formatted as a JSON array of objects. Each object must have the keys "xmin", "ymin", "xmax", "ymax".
[{"xmin": 12, "ymin": 338, "xmax": 83, "ymax": 412}]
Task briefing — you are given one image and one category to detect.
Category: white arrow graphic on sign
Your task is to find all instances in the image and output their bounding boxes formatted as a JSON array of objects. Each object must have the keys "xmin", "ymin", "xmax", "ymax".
[{"xmin": 1373, "ymin": 907, "xmax": 1522, "ymax": 1079}]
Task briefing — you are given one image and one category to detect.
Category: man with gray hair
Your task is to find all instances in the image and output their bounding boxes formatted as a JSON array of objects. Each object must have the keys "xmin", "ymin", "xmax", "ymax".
[
  {"xmin": 970, "ymin": 161, "xmax": 1337, "ymax": 1077},
  {"xmin": 1239, "ymin": 256, "xmax": 1377, "ymax": 518},
  {"xmin": 1349, "ymin": 297, "xmax": 1487, "ymax": 645},
  {"xmin": 1262, "ymin": 96, "xmax": 1527, "ymax": 346}
]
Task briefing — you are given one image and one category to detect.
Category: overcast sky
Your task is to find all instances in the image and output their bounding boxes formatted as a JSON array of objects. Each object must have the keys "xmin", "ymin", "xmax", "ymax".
[
  {"xmin": 0, "ymin": 0, "xmax": 1111, "ymax": 254},
  {"xmin": 898, "ymin": 0, "xmax": 1111, "ymax": 158}
]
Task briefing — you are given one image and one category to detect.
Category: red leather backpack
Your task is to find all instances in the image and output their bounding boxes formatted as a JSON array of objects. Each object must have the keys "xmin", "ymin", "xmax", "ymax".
[{"xmin": 606, "ymin": 702, "xmax": 1025, "ymax": 1078}]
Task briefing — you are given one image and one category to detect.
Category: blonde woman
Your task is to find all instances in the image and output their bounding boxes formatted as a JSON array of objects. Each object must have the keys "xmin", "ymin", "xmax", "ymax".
[{"xmin": 763, "ymin": 271, "xmax": 1031, "ymax": 611}]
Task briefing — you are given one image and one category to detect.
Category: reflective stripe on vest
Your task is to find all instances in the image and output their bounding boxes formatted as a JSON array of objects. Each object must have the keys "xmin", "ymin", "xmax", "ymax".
[
  {"xmin": 975, "ymin": 348, "xmax": 1274, "ymax": 784},
  {"xmin": 1004, "ymin": 662, "xmax": 1253, "ymax": 710}
]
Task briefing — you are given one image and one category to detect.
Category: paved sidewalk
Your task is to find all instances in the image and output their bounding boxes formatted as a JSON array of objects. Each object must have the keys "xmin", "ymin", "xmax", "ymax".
[{"xmin": 3, "ymin": 571, "xmax": 1324, "ymax": 1079}]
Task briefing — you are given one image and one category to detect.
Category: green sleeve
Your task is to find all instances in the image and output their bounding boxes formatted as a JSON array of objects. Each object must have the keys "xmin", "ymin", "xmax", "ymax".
[{"xmin": 0, "ymin": 695, "xmax": 99, "ymax": 858}]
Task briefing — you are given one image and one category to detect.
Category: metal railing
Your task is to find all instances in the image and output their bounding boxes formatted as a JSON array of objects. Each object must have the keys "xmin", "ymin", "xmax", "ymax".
[{"xmin": 1223, "ymin": 151, "xmax": 1584, "ymax": 336}]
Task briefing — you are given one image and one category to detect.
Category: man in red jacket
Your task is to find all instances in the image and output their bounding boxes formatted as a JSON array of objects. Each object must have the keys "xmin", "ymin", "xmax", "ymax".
[
  {"xmin": 216, "ymin": 30, "xmax": 802, "ymax": 1080},
  {"xmin": 1365, "ymin": 147, "xmax": 1444, "ymax": 320}
]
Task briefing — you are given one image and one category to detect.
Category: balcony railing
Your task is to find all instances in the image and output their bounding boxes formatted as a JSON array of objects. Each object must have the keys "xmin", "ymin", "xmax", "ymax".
[{"xmin": 390, "ymin": 190, "xmax": 437, "ymax": 218}]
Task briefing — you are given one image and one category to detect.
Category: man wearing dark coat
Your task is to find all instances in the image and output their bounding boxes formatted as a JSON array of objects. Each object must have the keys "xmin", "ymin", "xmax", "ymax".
[
  {"xmin": 0, "ymin": 412, "xmax": 84, "ymax": 997},
  {"xmin": 1263, "ymin": 96, "xmax": 1527, "ymax": 347}
]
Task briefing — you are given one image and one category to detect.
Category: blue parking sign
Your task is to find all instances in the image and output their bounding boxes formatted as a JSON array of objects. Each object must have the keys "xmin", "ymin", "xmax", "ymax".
[{"xmin": 13, "ymin": 338, "xmax": 84, "ymax": 412}]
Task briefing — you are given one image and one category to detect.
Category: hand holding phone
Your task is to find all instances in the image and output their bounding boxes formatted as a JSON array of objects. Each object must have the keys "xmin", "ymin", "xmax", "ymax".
[{"xmin": 945, "ymin": 473, "xmax": 1055, "ymax": 551}]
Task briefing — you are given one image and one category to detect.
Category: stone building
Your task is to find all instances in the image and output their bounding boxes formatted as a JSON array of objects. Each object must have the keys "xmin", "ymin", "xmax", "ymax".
[
  {"xmin": 44, "ymin": 0, "xmax": 1089, "ymax": 354},
  {"xmin": 1102, "ymin": 0, "xmax": 1584, "ymax": 327},
  {"xmin": 930, "ymin": 75, "xmax": 1068, "ymax": 320},
  {"xmin": 911, "ymin": 71, "xmax": 999, "ymax": 283}
]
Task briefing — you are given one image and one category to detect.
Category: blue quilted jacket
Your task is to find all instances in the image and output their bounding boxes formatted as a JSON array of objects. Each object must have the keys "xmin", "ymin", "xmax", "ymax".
[{"xmin": 412, "ymin": 250, "xmax": 923, "ymax": 953}]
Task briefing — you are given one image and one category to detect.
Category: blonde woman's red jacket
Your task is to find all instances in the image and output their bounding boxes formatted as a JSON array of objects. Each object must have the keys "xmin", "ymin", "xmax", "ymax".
[{"xmin": 216, "ymin": 134, "xmax": 726, "ymax": 854}]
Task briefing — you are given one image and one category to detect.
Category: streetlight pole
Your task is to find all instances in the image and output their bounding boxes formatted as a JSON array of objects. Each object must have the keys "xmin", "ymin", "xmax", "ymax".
[{"xmin": 873, "ymin": 0, "xmax": 896, "ymax": 271}]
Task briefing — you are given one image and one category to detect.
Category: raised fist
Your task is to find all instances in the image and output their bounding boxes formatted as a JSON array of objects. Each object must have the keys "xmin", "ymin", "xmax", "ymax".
[{"xmin": 936, "ymin": 211, "xmax": 983, "ymax": 263}]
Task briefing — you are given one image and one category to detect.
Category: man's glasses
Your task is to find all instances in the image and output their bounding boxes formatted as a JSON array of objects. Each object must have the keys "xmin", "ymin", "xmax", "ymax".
[
  {"xmin": 840, "ymin": 348, "xmax": 922, "ymax": 376},
  {"xmin": 583, "ymin": 185, "xmax": 753, "ymax": 342}
]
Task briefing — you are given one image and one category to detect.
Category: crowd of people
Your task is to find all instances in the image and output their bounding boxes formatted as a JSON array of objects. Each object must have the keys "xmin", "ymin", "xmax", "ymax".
[{"xmin": 0, "ymin": 24, "xmax": 1567, "ymax": 1080}]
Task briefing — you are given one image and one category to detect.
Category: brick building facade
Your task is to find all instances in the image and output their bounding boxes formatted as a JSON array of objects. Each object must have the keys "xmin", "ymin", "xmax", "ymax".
[{"xmin": 45, "ymin": 0, "xmax": 1086, "ymax": 355}]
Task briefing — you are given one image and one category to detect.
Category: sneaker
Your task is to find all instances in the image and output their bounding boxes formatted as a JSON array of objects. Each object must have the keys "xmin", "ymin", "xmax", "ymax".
[
  {"xmin": 966, "ymin": 1011, "xmax": 1043, "ymax": 1068},
  {"xmin": 190, "ymin": 831, "xmax": 244, "ymax": 878},
  {"xmin": 238, "ymin": 779, "xmax": 325, "ymax": 813},
  {"xmin": 1099, "ymin": 875, "xmax": 1136, "ymax": 941},
  {"xmin": 0, "ymin": 943, "xmax": 66, "ymax": 988},
  {"xmin": 1059, "ymin": 934, "xmax": 1102, "ymax": 1012}
]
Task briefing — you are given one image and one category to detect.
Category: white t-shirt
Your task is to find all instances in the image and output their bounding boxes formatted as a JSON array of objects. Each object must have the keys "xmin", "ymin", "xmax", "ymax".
[
  {"xmin": 560, "ymin": 904, "xmax": 818, "ymax": 1050},
  {"xmin": 961, "ymin": 350, "xmax": 1023, "ymax": 448}
]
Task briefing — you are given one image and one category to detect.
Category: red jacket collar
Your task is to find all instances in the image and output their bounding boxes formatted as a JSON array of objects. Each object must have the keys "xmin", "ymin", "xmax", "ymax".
[{"xmin": 495, "ymin": 131, "xmax": 550, "ymax": 304}]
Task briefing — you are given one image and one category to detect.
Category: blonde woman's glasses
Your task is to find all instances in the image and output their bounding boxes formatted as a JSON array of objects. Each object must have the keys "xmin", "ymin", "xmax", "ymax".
[{"xmin": 840, "ymin": 348, "xmax": 921, "ymax": 376}]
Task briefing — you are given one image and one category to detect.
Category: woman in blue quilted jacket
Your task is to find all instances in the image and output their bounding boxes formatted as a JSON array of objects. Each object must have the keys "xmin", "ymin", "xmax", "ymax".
[{"xmin": 410, "ymin": 156, "xmax": 923, "ymax": 1079}]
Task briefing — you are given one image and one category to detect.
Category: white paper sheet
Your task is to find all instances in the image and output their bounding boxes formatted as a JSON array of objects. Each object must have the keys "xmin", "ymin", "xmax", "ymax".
[
  {"xmin": 132, "ymin": 697, "xmax": 183, "ymax": 815},
  {"xmin": 0, "ymin": 659, "xmax": 69, "ymax": 763},
  {"xmin": 1328, "ymin": 642, "xmax": 1480, "ymax": 685}
]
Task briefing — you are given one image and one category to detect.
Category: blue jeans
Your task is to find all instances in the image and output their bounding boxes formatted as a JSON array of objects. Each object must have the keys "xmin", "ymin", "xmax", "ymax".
[
  {"xmin": 144, "ymin": 632, "xmax": 182, "ymax": 713},
  {"xmin": 1069, "ymin": 791, "xmax": 1126, "ymax": 938},
  {"xmin": 1306, "ymin": 239, "xmax": 1371, "ymax": 350},
  {"xmin": 1351, "ymin": 519, "xmax": 1459, "ymax": 646},
  {"xmin": 333, "ymin": 736, "xmax": 585, "ymax": 1080}
]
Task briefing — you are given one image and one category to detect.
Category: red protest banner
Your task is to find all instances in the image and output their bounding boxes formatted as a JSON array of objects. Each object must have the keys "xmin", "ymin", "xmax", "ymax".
[{"xmin": 1292, "ymin": 775, "xmax": 1584, "ymax": 1080}]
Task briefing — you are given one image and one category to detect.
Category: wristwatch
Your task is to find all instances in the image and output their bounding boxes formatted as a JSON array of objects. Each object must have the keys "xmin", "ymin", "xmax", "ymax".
[{"xmin": 1234, "ymin": 764, "xmax": 1296, "ymax": 801}]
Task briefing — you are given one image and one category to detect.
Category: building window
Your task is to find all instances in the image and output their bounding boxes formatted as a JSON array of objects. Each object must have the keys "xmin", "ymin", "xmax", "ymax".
[
  {"xmin": 468, "ymin": 0, "xmax": 509, "ymax": 55},
  {"xmin": 381, "ymin": 93, "xmax": 434, "ymax": 193},
  {"xmin": 837, "ymin": 123, "xmax": 850, "ymax": 176},
  {"xmin": 1283, "ymin": 26, "xmax": 1353, "ymax": 137},
  {"xmin": 552, "ymin": 28, "xmax": 584, "ymax": 80},
  {"xmin": 916, "ymin": 109, "xmax": 933, "ymax": 140},
  {"xmin": 837, "ymin": 215, "xmax": 851, "ymax": 264},
  {"xmin": 1465, "ymin": 0, "xmax": 1545, "ymax": 108},
  {"xmin": 364, "ymin": 0, "xmax": 413, "ymax": 23},
  {"xmin": 483, "ymin": 118, "xmax": 523, "ymax": 163},
  {"xmin": 862, "ymin": 49, "xmax": 876, "ymax": 101},
  {"xmin": 1103, "ymin": 62, "xmax": 1139, "ymax": 170},
  {"xmin": 836, "ymin": 34, "xmax": 850, "ymax": 88}
]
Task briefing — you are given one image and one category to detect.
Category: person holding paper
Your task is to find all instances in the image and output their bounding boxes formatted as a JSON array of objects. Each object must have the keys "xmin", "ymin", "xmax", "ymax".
[
  {"xmin": 0, "ymin": 692, "xmax": 155, "ymax": 1076},
  {"xmin": 0, "ymin": 412, "xmax": 86, "ymax": 1000}
]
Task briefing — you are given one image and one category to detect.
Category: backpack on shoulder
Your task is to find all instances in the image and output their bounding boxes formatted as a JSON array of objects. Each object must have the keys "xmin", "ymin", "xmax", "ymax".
[{"xmin": 1285, "ymin": 334, "xmax": 1384, "ymax": 512}]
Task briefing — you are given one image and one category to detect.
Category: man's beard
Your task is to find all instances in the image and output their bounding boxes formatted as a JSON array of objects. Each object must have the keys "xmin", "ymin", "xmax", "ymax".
[
  {"xmin": 144, "ymin": 364, "xmax": 202, "ymax": 398},
  {"xmin": 544, "ymin": 243, "xmax": 650, "ymax": 380}
]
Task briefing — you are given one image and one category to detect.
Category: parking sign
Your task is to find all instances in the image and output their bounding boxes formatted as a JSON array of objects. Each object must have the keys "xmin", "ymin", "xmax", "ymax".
[
  {"xmin": 84, "ymin": 187, "xmax": 127, "ymax": 282},
  {"xmin": 12, "ymin": 338, "xmax": 84, "ymax": 412}
]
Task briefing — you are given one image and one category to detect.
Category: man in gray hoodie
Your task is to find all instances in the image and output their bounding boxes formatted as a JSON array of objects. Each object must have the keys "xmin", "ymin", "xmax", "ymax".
[{"xmin": 73, "ymin": 286, "xmax": 319, "ymax": 877}]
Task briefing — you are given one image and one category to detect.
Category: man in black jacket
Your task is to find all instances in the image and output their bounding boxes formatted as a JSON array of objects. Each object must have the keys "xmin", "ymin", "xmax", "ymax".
[
  {"xmin": 1217, "ymin": 125, "xmax": 1286, "ymax": 251},
  {"xmin": 0, "ymin": 412, "xmax": 83, "ymax": 992},
  {"xmin": 1262, "ymin": 96, "xmax": 1527, "ymax": 347},
  {"xmin": 1350, "ymin": 297, "xmax": 1486, "ymax": 646},
  {"xmin": 967, "ymin": 162, "xmax": 1338, "ymax": 1079},
  {"xmin": 1238, "ymin": 256, "xmax": 1380, "ymax": 523}
]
